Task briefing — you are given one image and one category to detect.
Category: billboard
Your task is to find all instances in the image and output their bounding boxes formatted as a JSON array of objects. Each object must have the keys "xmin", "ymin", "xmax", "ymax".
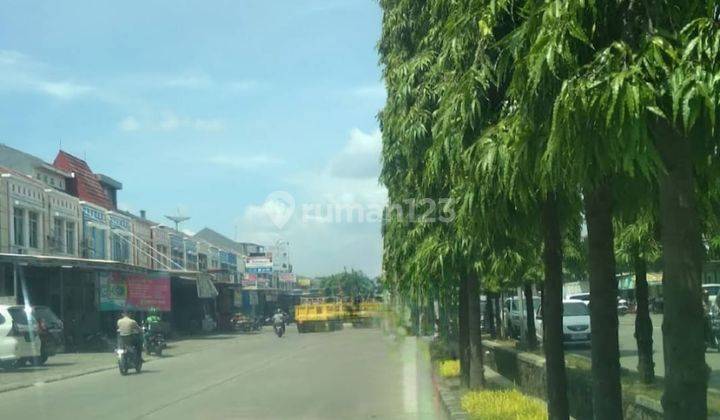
[
  {"xmin": 279, "ymin": 273, "xmax": 296, "ymax": 283},
  {"xmin": 99, "ymin": 272, "xmax": 171, "ymax": 311},
  {"xmin": 246, "ymin": 256, "xmax": 273, "ymax": 274}
]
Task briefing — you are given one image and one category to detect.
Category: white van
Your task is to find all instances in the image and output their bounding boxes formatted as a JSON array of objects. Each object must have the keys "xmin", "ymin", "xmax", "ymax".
[{"xmin": 0, "ymin": 305, "xmax": 42, "ymax": 368}]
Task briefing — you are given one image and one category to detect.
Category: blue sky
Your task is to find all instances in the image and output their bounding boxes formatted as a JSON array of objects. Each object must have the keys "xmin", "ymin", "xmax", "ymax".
[{"xmin": 0, "ymin": 0, "xmax": 386, "ymax": 277}]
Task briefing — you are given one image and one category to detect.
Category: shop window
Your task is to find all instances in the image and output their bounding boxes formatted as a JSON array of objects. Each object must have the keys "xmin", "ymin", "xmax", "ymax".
[
  {"xmin": 28, "ymin": 211, "xmax": 39, "ymax": 248},
  {"xmin": 53, "ymin": 217, "xmax": 64, "ymax": 251},
  {"xmin": 13, "ymin": 207, "xmax": 24, "ymax": 246},
  {"xmin": 66, "ymin": 222, "xmax": 76, "ymax": 254}
]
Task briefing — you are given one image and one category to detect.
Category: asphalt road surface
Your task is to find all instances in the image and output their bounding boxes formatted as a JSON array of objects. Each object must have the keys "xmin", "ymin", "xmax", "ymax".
[
  {"xmin": 0, "ymin": 327, "xmax": 440, "ymax": 420},
  {"xmin": 569, "ymin": 313, "xmax": 720, "ymax": 389}
]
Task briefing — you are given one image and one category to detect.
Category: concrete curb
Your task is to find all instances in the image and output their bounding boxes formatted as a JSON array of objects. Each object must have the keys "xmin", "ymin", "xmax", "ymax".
[
  {"xmin": 0, "ymin": 354, "xmax": 171, "ymax": 395},
  {"xmin": 431, "ymin": 371, "xmax": 468, "ymax": 420},
  {"xmin": 0, "ymin": 364, "xmax": 117, "ymax": 394}
]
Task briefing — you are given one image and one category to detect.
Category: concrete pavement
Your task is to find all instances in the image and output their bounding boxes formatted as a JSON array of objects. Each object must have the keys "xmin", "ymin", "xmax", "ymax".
[{"xmin": 0, "ymin": 327, "xmax": 441, "ymax": 420}]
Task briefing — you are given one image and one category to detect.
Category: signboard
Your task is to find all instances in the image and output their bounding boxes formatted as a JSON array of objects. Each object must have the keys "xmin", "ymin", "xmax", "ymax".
[
  {"xmin": 108, "ymin": 214, "xmax": 131, "ymax": 231},
  {"xmin": 82, "ymin": 205, "xmax": 106, "ymax": 223},
  {"xmin": 279, "ymin": 273, "xmax": 296, "ymax": 283},
  {"xmin": 246, "ymin": 256, "xmax": 273, "ymax": 274},
  {"xmin": 99, "ymin": 272, "xmax": 171, "ymax": 311}
]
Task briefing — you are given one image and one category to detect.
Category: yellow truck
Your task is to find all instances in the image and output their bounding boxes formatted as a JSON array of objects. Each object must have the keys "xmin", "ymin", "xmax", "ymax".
[{"xmin": 295, "ymin": 298, "xmax": 345, "ymax": 333}]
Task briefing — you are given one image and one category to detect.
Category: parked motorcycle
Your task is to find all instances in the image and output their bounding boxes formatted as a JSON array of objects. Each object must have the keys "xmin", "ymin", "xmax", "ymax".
[
  {"xmin": 230, "ymin": 314, "xmax": 261, "ymax": 333},
  {"xmin": 116, "ymin": 338, "xmax": 143, "ymax": 375},
  {"xmin": 143, "ymin": 325, "xmax": 165, "ymax": 356}
]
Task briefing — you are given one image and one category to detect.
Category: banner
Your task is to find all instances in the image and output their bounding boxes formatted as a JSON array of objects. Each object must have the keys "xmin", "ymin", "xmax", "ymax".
[
  {"xmin": 99, "ymin": 272, "xmax": 171, "ymax": 311},
  {"xmin": 279, "ymin": 273, "xmax": 296, "ymax": 283}
]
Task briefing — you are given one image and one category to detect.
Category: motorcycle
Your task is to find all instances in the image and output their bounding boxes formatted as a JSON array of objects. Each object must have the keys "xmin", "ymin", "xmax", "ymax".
[
  {"xmin": 116, "ymin": 337, "xmax": 143, "ymax": 375},
  {"xmin": 143, "ymin": 325, "xmax": 165, "ymax": 356},
  {"xmin": 273, "ymin": 322, "xmax": 285, "ymax": 338},
  {"xmin": 706, "ymin": 309, "xmax": 720, "ymax": 352}
]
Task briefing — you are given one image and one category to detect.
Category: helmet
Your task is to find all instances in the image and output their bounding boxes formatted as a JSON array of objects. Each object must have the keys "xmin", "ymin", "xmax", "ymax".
[
  {"xmin": 276, "ymin": 308, "xmax": 282, "ymax": 313},
  {"xmin": 149, "ymin": 307, "xmax": 159, "ymax": 315}
]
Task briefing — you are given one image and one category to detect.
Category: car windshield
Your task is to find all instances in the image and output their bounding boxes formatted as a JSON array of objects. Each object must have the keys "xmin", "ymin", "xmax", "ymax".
[
  {"xmin": 7, "ymin": 306, "xmax": 34, "ymax": 326},
  {"xmin": 705, "ymin": 286, "xmax": 720, "ymax": 297},
  {"xmin": 564, "ymin": 302, "xmax": 589, "ymax": 317}
]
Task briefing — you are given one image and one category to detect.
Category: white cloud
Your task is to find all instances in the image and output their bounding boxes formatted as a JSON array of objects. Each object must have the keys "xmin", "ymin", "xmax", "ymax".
[
  {"xmin": 0, "ymin": 49, "xmax": 95, "ymax": 100},
  {"xmin": 206, "ymin": 154, "xmax": 284, "ymax": 170},
  {"xmin": 118, "ymin": 113, "xmax": 225, "ymax": 133},
  {"xmin": 230, "ymin": 127, "xmax": 387, "ymax": 277},
  {"xmin": 119, "ymin": 116, "xmax": 140, "ymax": 131},
  {"xmin": 329, "ymin": 128, "xmax": 381, "ymax": 179}
]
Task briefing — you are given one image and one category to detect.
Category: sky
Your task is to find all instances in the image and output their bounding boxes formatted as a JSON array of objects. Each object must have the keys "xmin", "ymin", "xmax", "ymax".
[{"xmin": 0, "ymin": 0, "xmax": 387, "ymax": 278}]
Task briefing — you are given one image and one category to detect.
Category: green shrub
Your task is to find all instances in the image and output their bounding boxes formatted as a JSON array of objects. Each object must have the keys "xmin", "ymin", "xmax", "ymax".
[
  {"xmin": 461, "ymin": 389, "xmax": 548, "ymax": 420},
  {"xmin": 438, "ymin": 359, "xmax": 460, "ymax": 378}
]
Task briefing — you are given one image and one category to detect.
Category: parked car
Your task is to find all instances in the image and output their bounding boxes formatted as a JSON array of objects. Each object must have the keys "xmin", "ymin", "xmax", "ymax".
[
  {"xmin": 503, "ymin": 296, "xmax": 541, "ymax": 338},
  {"xmin": 0, "ymin": 305, "xmax": 42, "ymax": 369},
  {"xmin": 568, "ymin": 292, "xmax": 628, "ymax": 315},
  {"xmin": 703, "ymin": 284, "xmax": 720, "ymax": 306},
  {"xmin": 32, "ymin": 306, "xmax": 64, "ymax": 364},
  {"xmin": 535, "ymin": 299, "xmax": 591, "ymax": 346}
]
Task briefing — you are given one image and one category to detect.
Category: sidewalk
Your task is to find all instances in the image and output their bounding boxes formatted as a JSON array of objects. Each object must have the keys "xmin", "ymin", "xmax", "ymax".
[{"xmin": 0, "ymin": 333, "xmax": 242, "ymax": 394}]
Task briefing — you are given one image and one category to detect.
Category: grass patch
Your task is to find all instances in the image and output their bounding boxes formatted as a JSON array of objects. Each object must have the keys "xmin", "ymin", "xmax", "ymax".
[
  {"xmin": 461, "ymin": 389, "xmax": 548, "ymax": 420},
  {"xmin": 438, "ymin": 359, "xmax": 460, "ymax": 378}
]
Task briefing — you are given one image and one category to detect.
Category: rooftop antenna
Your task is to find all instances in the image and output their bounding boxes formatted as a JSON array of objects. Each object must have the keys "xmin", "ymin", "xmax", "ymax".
[{"xmin": 165, "ymin": 208, "xmax": 190, "ymax": 232}]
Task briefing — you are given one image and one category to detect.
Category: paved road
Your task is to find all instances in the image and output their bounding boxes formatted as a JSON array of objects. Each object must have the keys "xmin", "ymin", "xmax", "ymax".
[
  {"xmin": 0, "ymin": 327, "xmax": 440, "ymax": 420},
  {"xmin": 569, "ymin": 313, "xmax": 720, "ymax": 389}
]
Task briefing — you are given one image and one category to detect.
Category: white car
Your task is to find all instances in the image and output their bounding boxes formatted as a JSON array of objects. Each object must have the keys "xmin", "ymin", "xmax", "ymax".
[
  {"xmin": 534, "ymin": 299, "xmax": 591, "ymax": 346},
  {"xmin": 703, "ymin": 284, "xmax": 720, "ymax": 306},
  {"xmin": 0, "ymin": 305, "xmax": 42, "ymax": 368}
]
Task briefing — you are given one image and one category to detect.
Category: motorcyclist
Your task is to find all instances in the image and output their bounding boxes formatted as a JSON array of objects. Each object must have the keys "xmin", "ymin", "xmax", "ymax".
[
  {"xmin": 117, "ymin": 310, "xmax": 142, "ymax": 361},
  {"xmin": 144, "ymin": 307, "xmax": 163, "ymax": 349},
  {"xmin": 272, "ymin": 309, "xmax": 285, "ymax": 333}
]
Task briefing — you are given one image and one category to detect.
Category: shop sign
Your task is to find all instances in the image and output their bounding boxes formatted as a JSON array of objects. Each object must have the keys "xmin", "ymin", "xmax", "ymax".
[
  {"xmin": 82, "ymin": 205, "xmax": 106, "ymax": 223},
  {"xmin": 109, "ymin": 214, "xmax": 130, "ymax": 230},
  {"xmin": 99, "ymin": 272, "xmax": 171, "ymax": 311}
]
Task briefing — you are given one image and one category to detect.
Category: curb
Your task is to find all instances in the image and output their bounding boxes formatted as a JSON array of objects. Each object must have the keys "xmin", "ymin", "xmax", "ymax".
[
  {"xmin": 0, "ymin": 355, "xmax": 169, "ymax": 395},
  {"xmin": 431, "ymin": 370, "xmax": 468, "ymax": 420}
]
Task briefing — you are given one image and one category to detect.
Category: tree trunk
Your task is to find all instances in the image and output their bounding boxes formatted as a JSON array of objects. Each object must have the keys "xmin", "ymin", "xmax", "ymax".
[
  {"xmin": 584, "ymin": 179, "xmax": 623, "ymax": 420},
  {"xmin": 467, "ymin": 272, "xmax": 485, "ymax": 388},
  {"xmin": 541, "ymin": 193, "xmax": 570, "ymax": 420},
  {"xmin": 524, "ymin": 284, "xmax": 538, "ymax": 350},
  {"xmin": 439, "ymin": 291, "xmax": 451, "ymax": 341},
  {"xmin": 654, "ymin": 121, "xmax": 707, "ymax": 419},
  {"xmin": 633, "ymin": 251, "xmax": 655, "ymax": 384},
  {"xmin": 459, "ymin": 278, "xmax": 470, "ymax": 387},
  {"xmin": 486, "ymin": 292, "xmax": 497, "ymax": 339},
  {"xmin": 495, "ymin": 294, "xmax": 503, "ymax": 339}
]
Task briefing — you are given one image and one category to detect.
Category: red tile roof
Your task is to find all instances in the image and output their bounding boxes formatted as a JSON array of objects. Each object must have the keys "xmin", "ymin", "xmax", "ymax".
[{"xmin": 53, "ymin": 151, "xmax": 114, "ymax": 209}]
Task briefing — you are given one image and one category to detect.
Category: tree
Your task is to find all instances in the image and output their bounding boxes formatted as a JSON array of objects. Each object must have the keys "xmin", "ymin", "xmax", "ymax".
[{"xmin": 319, "ymin": 270, "xmax": 375, "ymax": 298}]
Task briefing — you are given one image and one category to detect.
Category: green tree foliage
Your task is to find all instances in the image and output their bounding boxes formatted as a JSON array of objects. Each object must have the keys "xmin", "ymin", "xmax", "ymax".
[{"xmin": 319, "ymin": 270, "xmax": 375, "ymax": 298}]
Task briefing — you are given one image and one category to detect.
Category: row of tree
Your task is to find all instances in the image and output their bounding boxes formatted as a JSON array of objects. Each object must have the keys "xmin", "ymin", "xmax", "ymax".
[{"xmin": 378, "ymin": 1, "xmax": 719, "ymax": 419}]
